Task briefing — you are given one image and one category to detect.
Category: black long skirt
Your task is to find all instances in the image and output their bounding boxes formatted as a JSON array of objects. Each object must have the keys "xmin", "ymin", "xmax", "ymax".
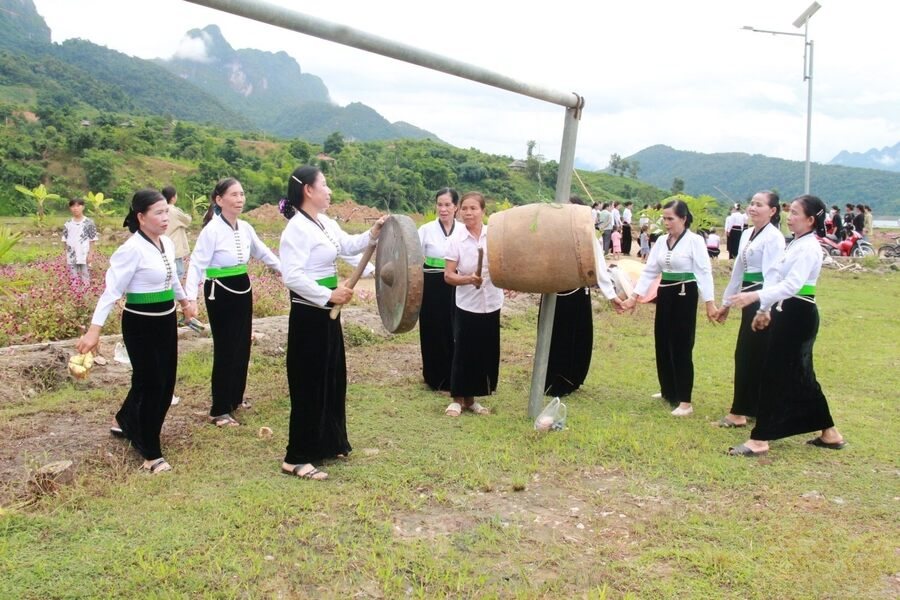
[
  {"xmin": 622, "ymin": 223, "xmax": 633, "ymax": 256},
  {"xmin": 419, "ymin": 269, "xmax": 455, "ymax": 391},
  {"xmin": 542, "ymin": 288, "xmax": 592, "ymax": 397},
  {"xmin": 654, "ymin": 281, "xmax": 698, "ymax": 406},
  {"xmin": 284, "ymin": 299, "xmax": 351, "ymax": 464},
  {"xmin": 751, "ymin": 298, "xmax": 835, "ymax": 441},
  {"xmin": 204, "ymin": 273, "xmax": 253, "ymax": 416},
  {"xmin": 115, "ymin": 300, "xmax": 177, "ymax": 461},
  {"xmin": 450, "ymin": 307, "xmax": 500, "ymax": 398},
  {"xmin": 729, "ymin": 283, "xmax": 770, "ymax": 417},
  {"xmin": 726, "ymin": 227, "xmax": 743, "ymax": 259}
]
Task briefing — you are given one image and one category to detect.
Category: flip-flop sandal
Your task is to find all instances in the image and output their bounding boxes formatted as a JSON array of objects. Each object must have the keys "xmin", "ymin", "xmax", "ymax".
[
  {"xmin": 240, "ymin": 400, "xmax": 253, "ymax": 410},
  {"xmin": 109, "ymin": 426, "xmax": 126, "ymax": 438},
  {"xmin": 715, "ymin": 417, "xmax": 747, "ymax": 428},
  {"xmin": 281, "ymin": 464, "xmax": 328, "ymax": 480},
  {"xmin": 466, "ymin": 402, "xmax": 491, "ymax": 415},
  {"xmin": 445, "ymin": 402, "xmax": 462, "ymax": 417},
  {"xmin": 727, "ymin": 444, "xmax": 768, "ymax": 457},
  {"xmin": 210, "ymin": 414, "xmax": 240, "ymax": 427},
  {"xmin": 141, "ymin": 458, "xmax": 172, "ymax": 474},
  {"xmin": 806, "ymin": 437, "xmax": 847, "ymax": 450}
]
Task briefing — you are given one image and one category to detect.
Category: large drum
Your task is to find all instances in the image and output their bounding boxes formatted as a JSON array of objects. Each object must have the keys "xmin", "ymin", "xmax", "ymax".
[{"xmin": 487, "ymin": 203, "xmax": 599, "ymax": 293}]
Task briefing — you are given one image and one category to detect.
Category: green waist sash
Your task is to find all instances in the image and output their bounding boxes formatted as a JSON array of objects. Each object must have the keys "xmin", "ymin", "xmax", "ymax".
[
  {"xmin": 126, "ymin": 288, "xmax": 175, "ymax": 304},
  {"xmin": 206, "ymin": 264, "xmax": 248, "ymax": 278},
  {"xmin": 742, "ymin": 272, "xmax": 764, "ymax": 283},
  {"xmin": 424, "ymin": 256, "xmax": 446, "ymax": 268},
  {"xmin": 797, "ymin": 284, "xmax": 816, "ymax": 296},
  {"xmin": 661, "ymin": 271, "xmax": 696, "ymax": 282},
  {"xmin": 317, "ymin": 274, "xmax": 338, "ymax": 290}
]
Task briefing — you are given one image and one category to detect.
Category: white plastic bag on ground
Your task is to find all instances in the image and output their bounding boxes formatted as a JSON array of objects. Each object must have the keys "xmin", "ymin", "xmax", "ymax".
[
  {"xmin": 113, "ymin": 342, "xmax": 131, "ymax": 366},
  {"xmin": 534, "ymin": 397, "xmax": 567, "ymax": 432}
]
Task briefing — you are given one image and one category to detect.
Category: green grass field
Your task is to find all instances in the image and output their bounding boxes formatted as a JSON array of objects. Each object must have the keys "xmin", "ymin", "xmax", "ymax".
[{"xmin": 1, "ymin": 267, "xmax": 898, "ymax": 598}]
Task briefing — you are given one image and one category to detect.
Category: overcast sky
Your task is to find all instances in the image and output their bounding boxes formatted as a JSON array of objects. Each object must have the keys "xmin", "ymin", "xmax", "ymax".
[{"xmin": 32, "ymin": 0, "xmax": 900, "ymax": 170}]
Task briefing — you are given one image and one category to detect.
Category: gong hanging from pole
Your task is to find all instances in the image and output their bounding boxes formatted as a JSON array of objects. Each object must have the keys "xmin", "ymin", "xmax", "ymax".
[{"xmin": 375, "ymin": 215, "xmax": 424, "ymax": 333}]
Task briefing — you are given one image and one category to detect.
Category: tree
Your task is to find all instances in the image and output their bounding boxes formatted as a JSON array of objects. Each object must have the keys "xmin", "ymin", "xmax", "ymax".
[
  {"xmin": 81, "ymin": 149, "xmax": 118, "ymax": 190},
  {"xmin": 608, "ymin": 153, "xmax": 623, "ymax": 175},
  {"xmin": 323, "ymin": 131, "xmax": 345, "ymax": 155},
  {"xmin": 526, "ymin": 140, "xmax": 536, "ymax": 158},
  {"xmin": 627, "ymin": 160, "xmax": 640, "ymax": 180},
  {"xmin": 14, "ymin": 183, "xmax": 61, "ymax": 226},
  {"xmin": 288, "ymin": 139, "xmax": 311, "ymax": 162},
  {"xmin": 671, "ymin": 177, "xmax": 685, "ymax": 195}
]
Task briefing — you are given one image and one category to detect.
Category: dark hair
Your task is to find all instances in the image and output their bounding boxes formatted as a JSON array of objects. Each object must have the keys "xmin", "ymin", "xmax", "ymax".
[
  {"xmin": 434, "ymin": 187, "xmax": 459, "ymax": 205},
  {"xmin": 569, "ymin": 195, "xmax": 585, "ymax": 206},
  {"xmin": 123, "ymin": 189, "xmax": 165, "ymax": 233},
  {"xmin": 855, "ymin": 204, "xmax": 864, "ymax": 211},
  {"xmin": 282, "ymin": 165, "xmax": 322, "ymax": 219},
  {"xmin": 662, "ymin": 199, "xmax": 693, "ymax": 229},
  {"xmin": 756, "ymin": 190, "xmax": 781, "ymax": 226},
  {"xmin": 203, "ymin": 177, "xmax": 240, "ymax": 226},
  {"xmin": 793, "ymin": 194, "xmax": 827, "ymax": 237},
  {"xmin": 459, "ymin": 191, "xmax": 485, "ymax": 210},
  {"xmin": 161, "ymin": 186, "xmax": 177, "ymax": 203},
  {"xmin": 68, "ymin": 198, "xmax": 85, "ymax": 207}
]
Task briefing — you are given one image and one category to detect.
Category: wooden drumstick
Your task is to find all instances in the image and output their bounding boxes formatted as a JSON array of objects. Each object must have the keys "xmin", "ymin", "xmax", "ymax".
[
  {"xmin": 329, "ymin": 241, "xmax": 377, "ymax": 320},
  {"xmin": 475, "ymin": 247, "xmax": 484, "ymax": 289}
]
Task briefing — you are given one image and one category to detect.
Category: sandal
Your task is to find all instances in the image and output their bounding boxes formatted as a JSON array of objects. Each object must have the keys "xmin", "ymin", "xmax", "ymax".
[
  {"xmin": 141, "ymin": 458, "xmax": 172, "ymax": 474},
  {"xmin": 109, "ymin": 426, "xmax": 126, "ymax": 438},
  {"xmin": 209, "ymin": 414, "xmax": 240, "ymax": 427},
  {"xmin": 240, "ymin": 400, "xmax": 253, "ymax": 410},
  {"xmin": 727, "ymin": 443, "xmax": 767, "ymax": 457},
  {"xmin": 715, "ymin": 416, "xmax": 746, "ymax": 428},
  {"xmin": 806, "ymin": 437, "xmax": 847, "ymax": 450},
  {"xmin": 466, "ymin": 402, "xmax": 491, "ymax": 415},
  {"xmin": 281, "ymin": 464, "xmax": 328, "ymax": 480},
  {"xmin": 445, "ymin": 402, "xmax": 462, "ymax": 417}
]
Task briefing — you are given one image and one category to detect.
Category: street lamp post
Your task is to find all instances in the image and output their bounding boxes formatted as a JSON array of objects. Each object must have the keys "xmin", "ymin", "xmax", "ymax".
[{"xmin": 743, "ymin": 1, "xmax": 821, "ymax": 195}]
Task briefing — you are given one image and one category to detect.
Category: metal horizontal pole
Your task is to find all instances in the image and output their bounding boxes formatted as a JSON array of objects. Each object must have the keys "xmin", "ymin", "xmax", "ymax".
[{"xmin": 184, "ymin": 0, "xmax": 581, "ymax": 109}]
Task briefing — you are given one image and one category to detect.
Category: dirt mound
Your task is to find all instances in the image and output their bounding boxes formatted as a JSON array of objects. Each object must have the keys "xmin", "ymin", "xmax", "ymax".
[
  {"xmin": 244, "ymin": 203, "xmax": 283, "ymax": 223},
  {"xmin": 245, "ymin": 200, "xmax": 384, "ymax": 224},
  {"xmin": 327, "ymin": 199, "xmax": 384, "ymax": 223}
]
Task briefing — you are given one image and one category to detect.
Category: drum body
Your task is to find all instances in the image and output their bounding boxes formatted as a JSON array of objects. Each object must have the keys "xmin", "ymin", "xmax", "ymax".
[{"xmin": 487, "ymin": 203, "xmax": 598, "ymax": 293}]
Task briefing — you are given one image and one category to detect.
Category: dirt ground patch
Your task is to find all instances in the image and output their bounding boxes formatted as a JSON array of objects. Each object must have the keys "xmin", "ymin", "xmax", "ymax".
[{"xmin": 0, "ymin": 289, "xmax": 545, "ymax": 504}]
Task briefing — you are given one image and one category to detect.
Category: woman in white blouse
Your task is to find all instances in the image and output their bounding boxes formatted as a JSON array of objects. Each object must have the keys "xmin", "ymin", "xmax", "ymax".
[
  {"xmin": 77, "ymin": 189, "xmax": 196, "ymax": 474},
  {"xmin": 417, "ymin": 187, "xmax": 465, "ymax": 392},
  {"xmin": 714, "ymin": 191, "xmax": 785, "ymax": 428},
  {"xmin": 622, "ymin": 199, "xmax": 718, "ymax": 416},
  {"xmin": 443, "ymin": 192, "xmax": 503, "ymax": 417},
  {"xmin": 185, "ymin": 178, "xmax": 281, "ymax": 427},
  {"xmin": 278, "ymin": 165, "xmax": 386, "ymax": 481},
  {"xmin": 727, "ymin": 195, "xmax": 846, "ymax": 456}
]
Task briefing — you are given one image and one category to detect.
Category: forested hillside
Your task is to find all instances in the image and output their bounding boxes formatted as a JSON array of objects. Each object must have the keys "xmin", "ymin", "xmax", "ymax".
[
  {"xmin": 0, "ymin": 106, "xmax": 667, "ymax": 218},
  {"xmin": 628, "ymin": 145, "xmax": 900, "ymax": 215}
]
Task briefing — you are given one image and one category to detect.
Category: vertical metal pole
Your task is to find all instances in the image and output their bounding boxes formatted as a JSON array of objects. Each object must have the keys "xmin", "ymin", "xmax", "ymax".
[
  {"xmin": 528, "ymin": 101, "xmax": 583, "ymax": 418},
  {"xmin": 804, "ymin": 39, "xmax": 814, "ymax": 194}
]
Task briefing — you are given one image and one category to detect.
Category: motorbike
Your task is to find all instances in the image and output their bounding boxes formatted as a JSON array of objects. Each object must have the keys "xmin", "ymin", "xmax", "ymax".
[
  {"xmin": 877, "ymin": 234, "xmax": 900, "ymax": 258},
  {"xmin": 817, "ymin": 225, "xmax": 875, "ymax": 257}
]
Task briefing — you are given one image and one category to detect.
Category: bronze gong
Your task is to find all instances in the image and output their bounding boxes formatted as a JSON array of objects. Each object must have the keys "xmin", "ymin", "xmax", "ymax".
[{"xmin": 375, "ymin": 215, "xmax": 424, "ymax": 333}]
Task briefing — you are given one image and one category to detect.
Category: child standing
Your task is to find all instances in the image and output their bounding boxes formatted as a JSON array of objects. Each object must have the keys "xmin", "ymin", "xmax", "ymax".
[
  {"xmin": 61, "ymin": 198, "xmax": 98, "ymax": 283},
  {"xmin": 611, "ymin": 225, "xmax": 622, "ymax": 261},
  {"xmin": 639, "ymin": 225, "xmax": 650, "ymax": 263}
]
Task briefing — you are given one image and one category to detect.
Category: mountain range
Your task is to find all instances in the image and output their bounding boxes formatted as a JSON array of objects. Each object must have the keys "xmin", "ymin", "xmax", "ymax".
[
  {"xmin": 626, "ymin": 145, "xmax": 900, "ymax": 215},
  {"xmin": 1, "ymin": 0, "xmax": 438, "ymax": 143},
  {"xmin": 829, "ymin": 142, "xmax": 900, "ymax": 173}
]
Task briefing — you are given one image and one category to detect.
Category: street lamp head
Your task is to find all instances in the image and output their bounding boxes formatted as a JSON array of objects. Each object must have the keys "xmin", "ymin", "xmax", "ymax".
[{"xmin": 792, "ymin": 1, "xmax": 821, "ymax": 28}]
